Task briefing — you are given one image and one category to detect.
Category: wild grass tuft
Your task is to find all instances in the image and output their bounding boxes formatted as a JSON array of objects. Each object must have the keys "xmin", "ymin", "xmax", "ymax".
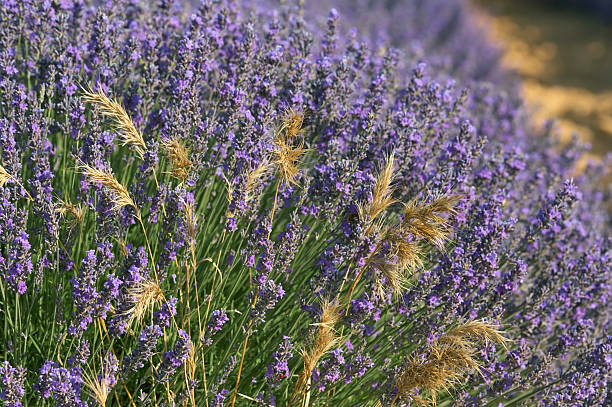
[
  {"xmin": 81, "ymin": 86, "xmax": 146, "ymax": 159},
  {"xmin": 394, "ymin": 320, "xmax": 509, "ymax": 405}
]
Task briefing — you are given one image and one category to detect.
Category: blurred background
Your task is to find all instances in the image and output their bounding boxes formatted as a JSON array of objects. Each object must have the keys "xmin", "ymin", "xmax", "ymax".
[{"xmin": 474, "ymin": 0, "xmax": 612, "ymax": 157}]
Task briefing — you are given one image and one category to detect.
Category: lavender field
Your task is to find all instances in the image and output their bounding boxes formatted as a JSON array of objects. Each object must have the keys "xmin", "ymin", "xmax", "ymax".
[{"xmin": 0, "ymin": 0, "xmax": 610, "ymax": 406}]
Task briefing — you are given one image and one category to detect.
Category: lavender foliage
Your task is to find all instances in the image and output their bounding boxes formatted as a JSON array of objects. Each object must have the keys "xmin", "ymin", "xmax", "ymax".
[{"xmin": 0, "ymin": 0, "xmax": 609, "ymax": 406}]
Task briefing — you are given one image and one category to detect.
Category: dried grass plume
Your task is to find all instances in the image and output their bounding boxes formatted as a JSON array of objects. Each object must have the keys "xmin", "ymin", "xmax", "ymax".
[
  {"xmin": 81, "ymin": 85, "xmax": 146, "ymax": 159},
  {"xmin": 120, "ymin": 279, "xmax": 164, "ymax": 330},
  {"xmin": 359, "ymin": 152, "xmax": 397, "ymax": 224},
  {"xmin": 77, "ymin": 162, "xmax": 135, "ymax": 211},
  {"xmin": 57, "ymin": 198, "xmax": 84, "ymax": 225},
  {"xmin": 394, "ymin": 320, "xmax": 509, "ymax": 405},
  {"xmin": 82, "ymin": 354, "xmax": 118, "ymax": 407},
  {"xmin": 245, "ymin": 160, "xmax": 272, "ymax": 203},
  {"xmin": 402, "ymin": 194, "xmax": 462, "ymax": 249},
  {"xmin": 273, "ymin": 108, "xmax": 308, "ymax": 185},
  {"xmin": 0, "ymin": 164, "xmax": 11, "ymax": 187},
  {"xmin": 161, "ymin": 137, "xmax": 192, "ymax": 183},
  {"xmin": 294, "ymin": 300, "xmax": 342, "ymax": 403}
]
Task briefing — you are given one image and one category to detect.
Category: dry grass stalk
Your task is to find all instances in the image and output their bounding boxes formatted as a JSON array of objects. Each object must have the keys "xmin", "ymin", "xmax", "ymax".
[
  {"xmin": 83, "ymin": 356, "xmax": 115, "ymax": 407},
  {"xmin": 296, "ymin": 300, "xmax": 341, "ymax": 400},
  {"xmin": 359, "ymin": 152, "xmax": 397, "ymax": 225},
  {"xmin": 184, "ymin": 200, "xmax": 198, "ymax": 248},
  {"xmin": 185, "ymin": 346, "xmax": 197, "ymax": 406},
  {"xmin": 77, "ymin": 162, "xmax": 135, "ymax": 211},
  {"xmin": 121, "ymin": 279, "xmax": 164, "ymax": 330},
  {"xmin": 81, "ymin": 86, "xmax": 146, "ymax": 159},
  {"xmin": 273, "ymin": 109, "xmax": 308, "ymax": 185},
  {"xmin": 161, "ymin": 137, "xmax": 193, "ymax": 183},
  {"xmin": 245, "ymin": 160, "xmax": 272, "ymax": 203},
  {"xmin": 0, "ymin": 164, "xmax": 10, "ymax": 187},
  {"xmin": 57, "ymin": 198, "xmax": 84, "ymax": 224},
  {"xmin": 394, "ymin": 320, "xmax": 509, "ymax": 405},
  {"xmin": 401, "ymin": 195, "xmax": 462, "ymax": 249}
]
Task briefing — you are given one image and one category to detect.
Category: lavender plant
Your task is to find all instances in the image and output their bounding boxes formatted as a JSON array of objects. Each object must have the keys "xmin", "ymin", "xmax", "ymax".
[{"xmin": 0, "ymin": 0, "xmax": 610, "ymax": 406}]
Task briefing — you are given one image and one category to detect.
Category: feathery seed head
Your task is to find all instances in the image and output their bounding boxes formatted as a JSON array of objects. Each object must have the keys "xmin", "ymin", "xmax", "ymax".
[
  {"xmin": 301, "ymin": 300, "xmax": 341, "ymax": 381},
  {"xmin": 273, "ymin": 111, "xmax": 308, "ymax": 185},
  {"xmin": 0, "ymin": 164, "xmax": 11, "ymax": 187},
  {"xmin": 401, "ymin": 194, "xmax": 462, "ymax": 249},
  {"xmin": 57, "ymin": 198, "xmax": 84, "ymax": 226},
  {"xmin": 245, "ymin": 160, "xmax": 272, "ymax": 203},
  {"xmin": 280, "ymin": 107, "xmax": 305, "ymax": 139},
  {"xmin": 184, "ymin": 200, "xmax": 197, "ymax": 246},
  {"xmin": 121, "ymin": 279, "xmax": 164, "ymax": 330},
  {"xmin": 81, "ymin": 86, "xmax": 146, "ymax": 159},
  {"xmin": 395, "ymin": 320, "xmax": 509, "ymax": 405},
  {"xmin": 359, "ymin": 152, "xmax": 396, "ymax": 224},
  {"xmin": 77, "ymin": 162, "xmax": 135, "ymax": 211},
  {"xmin": 370, "ymin": 226, "xmax": 423, "ymax": 296},
  {"xmin": 83, "ymin": 353, "xmax": 118, "ymax": 407},
  {"xmin": 161, "ymin": 137, "xmax": 193, "ymax": 183}
]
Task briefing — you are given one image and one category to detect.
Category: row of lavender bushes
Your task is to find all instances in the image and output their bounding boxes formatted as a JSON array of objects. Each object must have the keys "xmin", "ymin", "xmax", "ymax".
[{"xmin": 0, "ymin": 0, "xmax": 610, "ymax": 406}]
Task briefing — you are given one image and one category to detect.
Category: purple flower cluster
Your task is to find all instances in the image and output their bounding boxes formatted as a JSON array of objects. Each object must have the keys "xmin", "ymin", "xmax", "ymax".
[
  {"xmin": 202, "ymin": 309, "xmax": 229, "ymax": 346},
  {"xmin": 155, "ymin": 329, "xmax": 192, "ymax": 383},
  {"xmin": 36, "ymin": 361, "xmax": 86, "ymax": 407},
  {"xmin": 121, "ymin": 324, "xmax": 163, "ymax": 376},
  {"xmin": 0, "ymin": 361, "xmax": 26, "ymax": 407},
  {"xmin": 265, "ymin": 336, "xmax": 293, "ymax": 387}
]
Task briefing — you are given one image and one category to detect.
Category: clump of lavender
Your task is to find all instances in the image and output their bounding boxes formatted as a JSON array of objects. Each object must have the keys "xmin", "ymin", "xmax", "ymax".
[
  {"xmin": 121, "ymin": 324, "xmax": 163, "ymax": 376},
  {"xmin": 0, "ymin": 0, "xmax": 609, "ymax": 406},
  {"xmin": 0, "ymin": 362, "xmax": 26, "ymax": 407},
  {"xmin": 36, "ymin": 361, "xmax": 86, "ymax": 407},
  {"xmin": 265, "ymin": 336, "xmax": 294, "ymax": 387},
  {"xmin": 203, "ymin": 309, "xmax": 229, "ymax": 346},
  {"xmin": 155, "ymin": 330, "xmax": 192, "ymax": 383}
]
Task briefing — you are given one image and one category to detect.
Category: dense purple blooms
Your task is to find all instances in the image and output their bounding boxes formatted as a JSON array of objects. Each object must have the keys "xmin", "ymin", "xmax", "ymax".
[
  {"xmin": 0, "ymin": 0, "xmax": 609, "ymax": 405},
  {"xmin": 69, "ymin": 242, "xmax": 115, "ymax": 335},
  {"xmin": 155, "ymin": 329, "xmax": 192, "ymax": 383},
  {"xmin": 203, "ymin": 309, "xmax": 229, "ymax": 345},
  {"xmin": 36, "ymin": 361, "xmax": 86, "ymax": 407},
  {"xmin": 122, "ymin": 324, "xmax": 163, "ymax": 376},
  {"xmin": 265, "ymin": 336, "xmax": 293, "ymax": 387},
  {"xmin": 0, "ymin": 361, "xmax": 26, "ymax": 407}
]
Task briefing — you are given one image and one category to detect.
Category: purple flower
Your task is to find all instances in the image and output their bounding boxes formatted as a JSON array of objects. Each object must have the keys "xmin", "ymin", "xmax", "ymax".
[
  {"xmin": 0, "ymin": 361, "xmax": 26, "ymax": 407},
  {"xmin": 265, "ymin": 336, "xmax": 293, "ymax": 387},
  {"xmin": 155, "ymin": 329, "xmax": 192, "ymax": 383},
  {"xmin": 122, "ymin": 324, "xmax": 163, "ymax": 376},
  {"xmin": 36, "ymin": 361, "xmax": 86, "ymax": 407}
]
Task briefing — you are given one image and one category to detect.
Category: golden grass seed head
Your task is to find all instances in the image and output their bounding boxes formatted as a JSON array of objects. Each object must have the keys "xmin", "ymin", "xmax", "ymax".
[
  {"xmin": 121, "ymin": 279, "xmax": 164, "ymax": 330},
  {"xmin": 395, "ymin": 320, "xmax": 509, "ymax": 405},
  {"xmin": 77, "ymin": 162, "xmax": 135, "ymax": 211},
  {"xmin": 81, "ymin": 85, "xmax": 146, "ymax": 159},
  {"xmin": 161, "ymin": 137, "xmax": 193, "ymax": 183},
  {"xmin": 0, "ymin": 164, "xmax": 11, "ymax": 187}
]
